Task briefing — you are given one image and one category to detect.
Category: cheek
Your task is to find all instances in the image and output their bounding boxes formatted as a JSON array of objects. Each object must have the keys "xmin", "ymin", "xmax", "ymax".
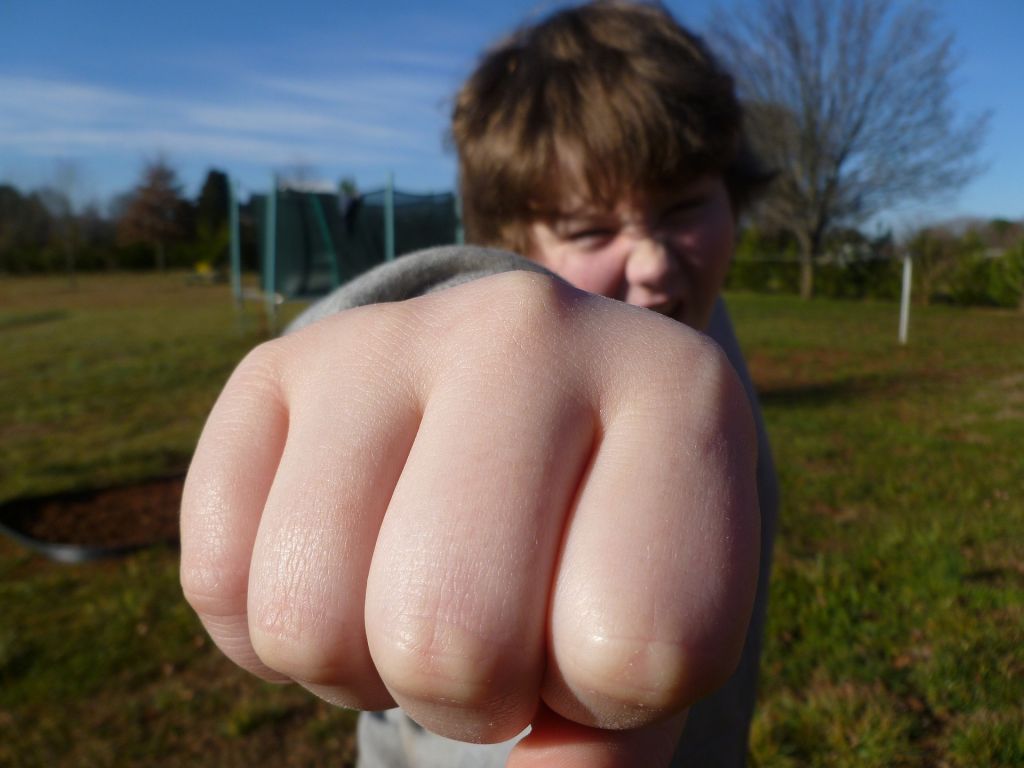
[
  {"xmin": 528, "ymin": 230, "xmax": 624, "ymax": 297},
  {"xmin": 674, "ymin": 213, "xmax": 734, "ymax": 288},
  {"xmin": 555, "ymin": 251, "xmax": 627, "ymax": 298}
]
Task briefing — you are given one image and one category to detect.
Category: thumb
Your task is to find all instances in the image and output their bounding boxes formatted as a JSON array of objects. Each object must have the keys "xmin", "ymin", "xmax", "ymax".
[{"xmin": 507, "ymin": 704, "xmax": 688, "ymax": 768}]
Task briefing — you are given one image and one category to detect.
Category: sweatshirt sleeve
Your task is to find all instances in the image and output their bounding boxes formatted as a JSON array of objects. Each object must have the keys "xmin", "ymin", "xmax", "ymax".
[{"xmin": 285, "ymin": 245, "xmax": 555, "ymax": 334}]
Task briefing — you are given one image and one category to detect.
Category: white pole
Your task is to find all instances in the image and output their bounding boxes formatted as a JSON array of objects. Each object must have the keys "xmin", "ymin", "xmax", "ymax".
[{"xmin": 899, "ymin": 254, "xmax": 913, "ymax": 345}]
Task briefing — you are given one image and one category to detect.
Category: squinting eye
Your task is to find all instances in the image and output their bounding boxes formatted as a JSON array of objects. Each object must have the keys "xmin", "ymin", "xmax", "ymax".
[
  {"xmin": 662, "ymin": 198, "xmax": 706, "ymax": 223},
  {"xmin": 567, "ymin": 228, "xmax": 617, "ymax": 248},
  {"xmin": 570, "ymin": 228, "xmax": 614, "ymax": 241}
]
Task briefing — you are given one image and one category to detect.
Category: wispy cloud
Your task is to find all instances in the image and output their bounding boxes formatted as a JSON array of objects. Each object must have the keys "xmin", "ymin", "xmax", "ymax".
[
  {"xmin": 179, "ymin": 102, "xmax": 421, "ymax": 147},
  {"xmin": 0, "ymin": 127, "xmax": 395, "ymax": 166},
  {"xmin": 0, "ymin": 76, "xmax": 142, "ymax": 123},
  {"xmin": 256, "ymin": 72, "xmax": 455, "ymax": 116},
  {"xmin": 361, "ymin": 48, "xmax": 470, "ymax": 72},
  {"xmin": 0, "ymin": 65, "xmax": 454, "ymax": 193}
]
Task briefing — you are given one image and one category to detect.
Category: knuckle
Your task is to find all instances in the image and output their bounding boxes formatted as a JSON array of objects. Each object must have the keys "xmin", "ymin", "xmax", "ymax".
[
  {"xmin": 248, "ymin": 603, "xmax": 365, "ymax": 687},
  {"xmin": 445, "ymin": 271, "xmax": 579, "ymax": 360},
  {"xmin": 486, "ymin": 268, "xmax": 569, "ymax": 309},
  {"xmin": 561, "ymin": 632, "xmax": 692, "ymax": 711},
  {"xmin": 233, "ymin": 337, "xmax": 285, "ymax": 386},
  {"xmin": 661, "ymin": 328, "xmax": 730, "ymax": 396},
  {"xmin": 652, "ymin": 330, "xmax": 754, "ymax": 443},
  {"xmin": 431, "ymin": 273, "xmax": 591, "ymax": 407},
  {"xmin": 558, "ymin": 626, "xmax": 744, "ymax": 722},
  {"xmin": 371, "ymin": 614, "xmax": 530, "ymax": 713},
  {"xmin": 179, "ymin": 562, "xmax": 247, "ymax": 619},
  {"xmin": 215, "ymin": 339, "xmax": 289, "ymax": 412}
]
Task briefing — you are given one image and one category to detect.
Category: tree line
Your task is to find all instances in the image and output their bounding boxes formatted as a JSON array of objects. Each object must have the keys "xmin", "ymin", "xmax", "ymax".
[
  {"xmin": 727, "ymin": 219, "xmax": 1024, "ymax": 309},
  {"xmin": 0, "ymin": 163, "xmax": 257, "ymax": 277},
  {"xmin": 1, "ymin": 156, "xmax": 1021, "ymax": 308}
]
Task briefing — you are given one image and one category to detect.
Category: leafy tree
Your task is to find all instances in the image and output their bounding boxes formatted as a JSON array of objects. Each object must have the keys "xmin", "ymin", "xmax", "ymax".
[
  {"xmin": 117, "ymin": 159, "xmax": 186, "ymax": 271},
  {"xmin": 945, "ymin": 226, "xmax": 1024, "ymax": 308},
  {"xmin": 0, "ymin": 184, "xmax": 27, "ymax": 271},
  {"xmin": 728, "ymin": 224, "xmax": 801, "ymax": 294},
  {"xmin": 977, "ymin": 218, "xmax": 1024, "ymax": 252},
  {"xmin": 0, "ymin": 184, "xmax": 53, "ymax": 273},
  {"xmin": 192, "ymin": 169, "xmax": 232, "ymax": 271},
  {"xmin": 196, "ymin": 169, "xmax": 230, "ymax": 234},
  {"xmin": 907, "ymin": 226, "xmax": 963, "ymax": 305},
  {"xmin": 713, "ymin": 0, "xmax": 989, "ymax": 299}
]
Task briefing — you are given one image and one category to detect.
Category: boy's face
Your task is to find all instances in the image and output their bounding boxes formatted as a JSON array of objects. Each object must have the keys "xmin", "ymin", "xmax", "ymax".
[{"xmin": 527, "ymin": 175, "xmax": 734, "ymax": 330}]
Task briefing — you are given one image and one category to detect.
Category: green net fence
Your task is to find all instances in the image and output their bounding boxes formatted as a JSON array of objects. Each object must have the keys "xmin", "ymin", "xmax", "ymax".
[{"xmin": 252, "ymin": 187, "xmax": 459, "ymax": 299}]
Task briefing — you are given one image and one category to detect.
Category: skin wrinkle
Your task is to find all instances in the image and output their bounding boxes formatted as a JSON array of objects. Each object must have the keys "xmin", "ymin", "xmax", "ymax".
[
  {"xmin": 284, "ymin": 305, "xmax": 419, "ymax": 410},
  {"xmin": 247, "ymin": 340, "xmax": 421, "ymax": 674},
  {"xmin": 181, "ymin": 365, "xmax": 288, "ymax": 608},
  {"xmin": 384, "ymin": 449, "xmax": 561, "ymax": 648},
  {"xmin": 253, "ymin": 511, "xmax": 334, "ymax": 641},
  {"xmin": 437, "ymin": 277, "xmax": 589, "ymax": 404},
  {"xmin": 380, "ymin": 563, "xmax": 540, "ymax": 736},
  {"xmin": 575, "ymin": 301, "xmax": 710, "ymax": 420},
  {"xmin": 384, "ymin": 510, "xmax": 512, "ymax": 647},
  {"xmin": 182, "ymin": 483, "xmax": 232, "ymax": 588}
]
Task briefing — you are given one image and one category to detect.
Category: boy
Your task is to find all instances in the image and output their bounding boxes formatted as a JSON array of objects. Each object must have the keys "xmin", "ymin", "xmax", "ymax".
[{"xmin": 181, "ymin": 2, "xmax": 777, "ymax": 766}]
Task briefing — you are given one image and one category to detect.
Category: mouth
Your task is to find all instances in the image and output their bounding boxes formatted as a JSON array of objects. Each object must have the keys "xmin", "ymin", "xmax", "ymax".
[{"xmin": 646, "ymin": 299, "xmax": 683, "ymax": 319}]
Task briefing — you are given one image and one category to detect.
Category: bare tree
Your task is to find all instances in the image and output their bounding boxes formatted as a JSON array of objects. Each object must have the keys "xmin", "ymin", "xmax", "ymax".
[
  {"xmin": 118, "ymin": 158, "xmax": 186, "ymax": 271},
  {"xmin": 712, "ymin": 0, "xmax": 989, "ymax": 298}
]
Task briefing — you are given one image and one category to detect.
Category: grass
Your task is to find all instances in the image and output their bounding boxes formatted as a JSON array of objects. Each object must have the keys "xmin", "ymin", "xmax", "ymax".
[
  {"xmin": 0, "ymin": 274, "xmax": 302, "ymax": 501},
  {"xmin": 732, "ymin": 294, "xmax": 1024, "ymax": 767},
  {"xmin": 0, "ymin": 273, "xmax": 352, "ymax": 767},
  {"xmin": 1, "ymin": 273, "xmax": 1021, "ymax": 766}
]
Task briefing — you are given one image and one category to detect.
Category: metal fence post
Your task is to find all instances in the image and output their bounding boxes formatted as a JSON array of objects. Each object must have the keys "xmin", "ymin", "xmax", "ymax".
[{"xmin": 899, "ymin": 253, "xmax": 913, "ymax": 345}]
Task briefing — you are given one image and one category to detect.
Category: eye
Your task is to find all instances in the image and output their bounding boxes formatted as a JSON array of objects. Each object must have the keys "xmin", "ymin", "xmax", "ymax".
[
  {"xmin": 560, "ymin": 223, "xmax": 619, "ymax": 250},
  {"xmin": 661, "ymin": 196, "xmax": 707, "ymax": 224},
  {"xmin": 568, "ymin": 227, "xmax": 615, "ymax": 243}
]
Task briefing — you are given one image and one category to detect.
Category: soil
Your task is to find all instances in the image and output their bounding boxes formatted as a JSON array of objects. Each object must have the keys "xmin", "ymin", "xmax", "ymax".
[{"xmin": 0, "ymin": 476, "xmax": 184, "ymax": 550}]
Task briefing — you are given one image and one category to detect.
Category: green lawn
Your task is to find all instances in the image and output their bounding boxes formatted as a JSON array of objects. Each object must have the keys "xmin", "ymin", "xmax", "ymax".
[
  {"xmin": 732, "ymin": 295, "xmax": 1024, "ymax": 767},
  {"xmin": 1, "ymin": 273, "xmax": 1021, "ymax": 766}
]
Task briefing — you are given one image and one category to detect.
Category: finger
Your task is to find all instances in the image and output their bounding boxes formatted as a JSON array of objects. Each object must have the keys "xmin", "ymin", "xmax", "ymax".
[
  {"xmin": 245, "ymin": 310, "xmax": 420, "ymax": 710},
  {"xmin": 180, "ymin": 341, "xmax": 291, "ymax": 682},
  {"xmin": 508, "ymin": 704, "xmax": 688, "ymax": 768},
  {"xmin": 544, "ymin": 321, "xmax": 761, "ymax": 728},
  {"xmin": 364, "ymin": 278, "xmax": 597, "ymax": 743}
]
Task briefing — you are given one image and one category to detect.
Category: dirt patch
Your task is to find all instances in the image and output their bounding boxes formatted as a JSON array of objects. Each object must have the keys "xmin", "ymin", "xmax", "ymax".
[{"xmin": 0, "ymin": 476, "xmax": 183, "ymax": 551}]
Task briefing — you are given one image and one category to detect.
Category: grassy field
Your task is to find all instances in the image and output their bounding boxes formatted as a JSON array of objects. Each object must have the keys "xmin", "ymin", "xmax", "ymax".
[{"xmin": 1, "ymin": 272, "xmax": 1021, "ymax": 766}]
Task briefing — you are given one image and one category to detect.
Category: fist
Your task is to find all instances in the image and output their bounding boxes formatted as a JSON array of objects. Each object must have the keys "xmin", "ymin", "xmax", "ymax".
[{"xmin": 180, "ymin": 271, "xmax": 759, "ymax": 765}]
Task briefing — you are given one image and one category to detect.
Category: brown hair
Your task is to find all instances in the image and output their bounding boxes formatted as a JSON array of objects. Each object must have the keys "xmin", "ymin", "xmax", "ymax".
[{"xmin": 450, "ymin": 0, "xmax": 769, "ymax": 254}]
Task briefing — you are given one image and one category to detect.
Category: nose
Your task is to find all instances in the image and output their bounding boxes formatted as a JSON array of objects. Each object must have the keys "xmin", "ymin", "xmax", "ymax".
[{"xmin": 623, "ymin": 234, "xmax": 677, "ymax": 294}]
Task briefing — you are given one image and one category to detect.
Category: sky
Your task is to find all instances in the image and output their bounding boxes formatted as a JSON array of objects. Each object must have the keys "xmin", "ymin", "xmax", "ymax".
[{"xmin": 2, "ymin": 0, "xmax": 1021, "ymax": 231}]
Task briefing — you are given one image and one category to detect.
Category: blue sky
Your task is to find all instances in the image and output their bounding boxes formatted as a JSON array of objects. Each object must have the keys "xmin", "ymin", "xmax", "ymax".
[{"xmin": 2, "ymin": 0, "xmax": 1021, "ymax": 229}]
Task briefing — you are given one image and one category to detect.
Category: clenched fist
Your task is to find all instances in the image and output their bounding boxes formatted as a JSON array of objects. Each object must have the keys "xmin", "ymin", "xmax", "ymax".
[{"xmin": 180, "ymin": 270, "xmax": 759, "ymax": 767}]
